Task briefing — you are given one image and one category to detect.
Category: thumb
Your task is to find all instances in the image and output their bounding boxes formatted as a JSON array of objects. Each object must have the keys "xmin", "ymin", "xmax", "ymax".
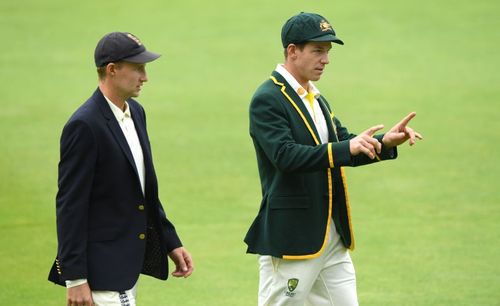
[
  {"xmin": 362, "ymin": 124, "xmax": 384, "ymax": 136},
  {"xmin": 181, "ymin": 262, "xmax": 188, "ymax": 272},
  {"xmin": 177, "ymin": 255, "xmax": 188, "ymax": 271},
  {"xmin": 392, "ymin": 132, "xmax": 406, "ymax": 139}
]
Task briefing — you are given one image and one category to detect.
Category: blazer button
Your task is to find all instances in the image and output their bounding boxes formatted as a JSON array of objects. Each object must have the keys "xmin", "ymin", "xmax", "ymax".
[
  {"xmin": 138, "ymin": 205, "xmax": 145, "ymax": 211},
  {"xmin": 139, "ymin": 233, "xmax": 146, "ymax": 240}
]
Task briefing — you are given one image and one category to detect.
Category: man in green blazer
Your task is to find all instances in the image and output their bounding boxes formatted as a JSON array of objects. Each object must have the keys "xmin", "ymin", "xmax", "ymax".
[{"xmin": 244, "ymin": 12, "xmax": 422, "ymax": 306}]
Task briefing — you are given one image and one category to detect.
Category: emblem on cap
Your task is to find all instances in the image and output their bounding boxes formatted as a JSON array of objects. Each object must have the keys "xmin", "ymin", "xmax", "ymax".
[
  {"xmin": 319, "ymin": 20, "xmax": 332, "ymax": 32},
  {"xmin": 127, "ymin": 33, "xmax": 142, "ymax": 46}
]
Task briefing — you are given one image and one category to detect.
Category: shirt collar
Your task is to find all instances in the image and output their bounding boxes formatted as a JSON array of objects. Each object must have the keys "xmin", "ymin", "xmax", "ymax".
[
  {"xmin": 275, "ymin": 64, "xmax": 321, "ymax": 99},
  {"xmin": 104, "ymin": 96, "xmax": 131, "ymax": 121}
]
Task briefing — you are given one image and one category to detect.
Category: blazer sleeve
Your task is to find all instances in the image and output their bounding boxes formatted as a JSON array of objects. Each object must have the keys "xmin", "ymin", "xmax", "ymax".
[
  {"xmin": 55, "ymin": 119, "xmax": 97, "ymax": 280},
  {"xmin": 135, "ymin": 102, "xmax": 183, "ymax": 253},
  {"xmin": 156, "ymin": 200, "xmax": 183, "ymax": 253},
  {"xmin": 334, "ymin": 116, "xmax": 397, "ymax": 166},
  {"xmin": 250, "ymin": 92, "xmax": 352, "ymax": 173}
]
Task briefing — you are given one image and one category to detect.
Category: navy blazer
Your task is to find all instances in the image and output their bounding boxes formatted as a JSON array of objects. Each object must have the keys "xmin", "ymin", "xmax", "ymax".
[{"xmin": 48, "ymin": 88, "xmax": 182, "ymax": 291}]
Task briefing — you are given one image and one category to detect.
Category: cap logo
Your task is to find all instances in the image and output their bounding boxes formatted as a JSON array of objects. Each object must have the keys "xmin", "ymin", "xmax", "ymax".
[
  {"xmin": 127, "ymin": 33, "xmax": 142, "ymax": 46},
  {"xmin": 319, "ymin": 20, "xmax": 332, "ymax": 32}
]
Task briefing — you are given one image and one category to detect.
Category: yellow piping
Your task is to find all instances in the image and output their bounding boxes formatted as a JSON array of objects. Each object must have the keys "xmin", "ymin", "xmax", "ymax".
[
  {"xmin": 327, "ymin": 143, "xmax": 334, "ymax": 168},
  {"xmin": 270, "ymin": 76, "xmax": 320, "ymax": 145},
  {"xmin": 341, "ymin": 167, "xmax": 355, "ymax": 250},
  {"xmin": 270, "ymin": 75, "xmax": 332, "ymax": 260},
  {"xmin": 283, "ymin": 169, "xmax": 333, "ymax": 260},
  {"xmin": 324, "ymin": 99, "xmax": 355, "ymax": 250}
]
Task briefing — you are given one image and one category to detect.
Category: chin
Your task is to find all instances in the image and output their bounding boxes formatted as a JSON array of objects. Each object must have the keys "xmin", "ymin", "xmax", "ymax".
[{"xmin": 308, "ymin": 72, "xmax": 322, "ymax": 81}]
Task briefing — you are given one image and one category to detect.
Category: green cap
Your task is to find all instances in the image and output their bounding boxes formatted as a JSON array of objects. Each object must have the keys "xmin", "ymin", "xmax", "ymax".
[{"xmin": 281, "ymin": 12, "xmax": 344, "ymax": 48}]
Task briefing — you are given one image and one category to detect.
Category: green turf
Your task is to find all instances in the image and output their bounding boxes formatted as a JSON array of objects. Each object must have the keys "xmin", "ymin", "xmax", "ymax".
[{"xmin": 0, "ymin": 0, "xmax": 499, "ymax": 305}]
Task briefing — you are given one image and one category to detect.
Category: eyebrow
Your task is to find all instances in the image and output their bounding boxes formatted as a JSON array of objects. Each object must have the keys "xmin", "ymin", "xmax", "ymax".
[{"xmin": 313, "ymin": 46, "xmax": 332, "ymax": 51}]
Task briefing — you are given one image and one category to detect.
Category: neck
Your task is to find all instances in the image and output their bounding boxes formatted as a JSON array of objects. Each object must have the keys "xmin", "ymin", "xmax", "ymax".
[
  {"xmin": 99, "ymin": 83, "xmax": 126, "ymax": 111},
  {"xmin": 283, "ymin": 63, "xmax": 309, "ymax": 90}
]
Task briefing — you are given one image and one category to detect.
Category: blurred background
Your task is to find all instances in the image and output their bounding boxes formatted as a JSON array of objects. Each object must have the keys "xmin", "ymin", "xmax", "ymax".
[{"xmin": 0, "ymin": 0, "xmax": 498, "ymax": 305}]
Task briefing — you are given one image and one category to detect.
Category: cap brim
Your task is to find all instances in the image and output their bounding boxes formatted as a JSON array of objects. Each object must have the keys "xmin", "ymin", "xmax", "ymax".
[
  {"xmin": 122, "ymin": 50, "xmax": 161, "ymax": 64},
  {"xmin": 309, "ymin": 34, "xmax": 344, "ymax": 45}
]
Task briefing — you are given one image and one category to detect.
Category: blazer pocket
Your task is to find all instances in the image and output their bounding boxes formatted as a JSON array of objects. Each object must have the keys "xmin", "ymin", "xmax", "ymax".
[{"xmin": 269, "ymin": 196, "xmax": 310, "ymax": 209}]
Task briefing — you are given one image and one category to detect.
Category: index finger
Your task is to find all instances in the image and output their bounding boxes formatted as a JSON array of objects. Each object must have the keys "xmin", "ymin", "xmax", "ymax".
[
  {"xmin": 398, "ymin": 112, "xmax": 417, "ymax": 127},
  {"xmin": 184, "ymin": 253, "xmax": 193, "ymax": 269},
  {"xmin": 362, "ymin": 124, "xmax": 384, "ymax": 136}
]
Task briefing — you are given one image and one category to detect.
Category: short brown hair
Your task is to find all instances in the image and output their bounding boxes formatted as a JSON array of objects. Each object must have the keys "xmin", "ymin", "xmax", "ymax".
[
  {"xmin": 96, "ymin": 62, "xmax": 123, "ymax": 80},
  {"xmin": 284, "ymin": 43, "xmax": 306, "ymax": 59},
  {"xmin": 97, "ymin": 66, "xmax": 107, "ymax": 80}
]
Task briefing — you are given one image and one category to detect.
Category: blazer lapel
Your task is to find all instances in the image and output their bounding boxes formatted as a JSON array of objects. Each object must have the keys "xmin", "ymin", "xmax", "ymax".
[
  {"xmin": 129, "ymin": 101, "xmax": 158, "ymax": 199},
  {"xmin": 130, "ymin": 104, "xmax": 153, "ymax": 171},
  {"xmin": 94, "ymin": 89, "xmax": 140, "ymax": 179},
  {"xmin": 270, "ymin": 71, "xmax": 322, "ymax": 146},
  {"xmin": 317, "ymin": 96, "xmax": 338, "ymax": 142}
]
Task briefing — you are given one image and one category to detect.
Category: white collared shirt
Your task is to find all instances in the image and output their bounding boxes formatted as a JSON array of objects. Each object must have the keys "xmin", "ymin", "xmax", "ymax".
[
  {"xmin": 275, "ymin": 64, "xmax": 329, "ymax": 144},
  {"xmin": 104, "ymin": 97, "xmax": 146, "ymax": 196}
]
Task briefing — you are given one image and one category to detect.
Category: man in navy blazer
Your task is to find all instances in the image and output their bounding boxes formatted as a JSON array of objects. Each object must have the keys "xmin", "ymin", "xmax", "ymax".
[{"xmin": 48, "ymin": 32, "xmax": 194, "ymax": 305}]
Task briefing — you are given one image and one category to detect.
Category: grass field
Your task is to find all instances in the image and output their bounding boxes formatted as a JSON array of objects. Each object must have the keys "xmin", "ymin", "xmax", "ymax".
[{"xmin": 1, "ymin": 0, "xmax": 499, "ymax": 305}]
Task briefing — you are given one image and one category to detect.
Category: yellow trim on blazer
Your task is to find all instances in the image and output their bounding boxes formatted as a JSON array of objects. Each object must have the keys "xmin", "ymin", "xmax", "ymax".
[
  {"xmin": 270, "ymin": 76, "xmax": 320, "ymax": 146},
  {"xmin": 270, "ymin": 75, "xmax": 332, "ymax": 260},
  {"xmin": 324, "ymin": 99, "xmax": 356, "ymax": 251},
  {"xmin": 341, "ymin": 167, "xmax": 355, "ymax": 250},
  {"xmin": 283, "ymin": 169, "xmax": 333, "ymax": 260},
  {"xmin": 327, "ymin": 143, "xmax": 334, "ymax": 168}
]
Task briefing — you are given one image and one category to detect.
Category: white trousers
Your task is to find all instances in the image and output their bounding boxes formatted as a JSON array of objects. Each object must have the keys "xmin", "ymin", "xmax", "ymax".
[
  {"xmin": 92, "ymin": 282, "xmax": 137, "ymax": 306},
  {"xmin": 258, "ymin": 221, "xmax": 358, "ymax": 306}
]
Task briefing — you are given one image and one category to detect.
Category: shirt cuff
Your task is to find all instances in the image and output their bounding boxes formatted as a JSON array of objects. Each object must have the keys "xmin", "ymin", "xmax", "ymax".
[{"xmin": 65, "ymin": 279, "xmax": 88, "ymax": 288}]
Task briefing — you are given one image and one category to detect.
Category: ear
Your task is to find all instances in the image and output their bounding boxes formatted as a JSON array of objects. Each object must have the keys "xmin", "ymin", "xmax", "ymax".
[
  {"xmin": 106, "ymin": 63, "xmax": 118, "ymax": 77},
  {"xmin": 287, "ymin": 44, "xmax": 299, "ymax": 60}
]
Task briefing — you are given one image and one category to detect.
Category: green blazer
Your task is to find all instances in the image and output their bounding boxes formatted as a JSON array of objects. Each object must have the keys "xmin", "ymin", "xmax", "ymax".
[{"xmin": 244, "ymin": 71, "xmax": 397, "ymax": 259}]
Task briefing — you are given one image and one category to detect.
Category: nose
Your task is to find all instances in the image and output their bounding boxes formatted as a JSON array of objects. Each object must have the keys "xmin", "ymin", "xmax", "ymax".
[
  {"xmin": 139, "ymin": 65, "xmax": 148, "ymax": 82},
  {"xmin": 321, "ymin": 53, "xmax": 330, "ymax": 65},
  {"xmin": 141, "ymin": 72, "xmax": 148, "ymax": 83}
]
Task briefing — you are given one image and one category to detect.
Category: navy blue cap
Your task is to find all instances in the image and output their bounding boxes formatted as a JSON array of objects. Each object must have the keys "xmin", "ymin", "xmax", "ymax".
[{"xmin": 94, "ymin": 32, "xmax": 161, "ymax": 67}]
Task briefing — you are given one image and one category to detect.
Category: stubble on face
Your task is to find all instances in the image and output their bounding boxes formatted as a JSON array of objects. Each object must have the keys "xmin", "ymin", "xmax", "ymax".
[
  {"xmin": 114, "ymin": 62, "xmax": 148, "ymax": 99},
  {"xmin": 288, "ymin": 41, "xmax": 332, "ymax": 88}
]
